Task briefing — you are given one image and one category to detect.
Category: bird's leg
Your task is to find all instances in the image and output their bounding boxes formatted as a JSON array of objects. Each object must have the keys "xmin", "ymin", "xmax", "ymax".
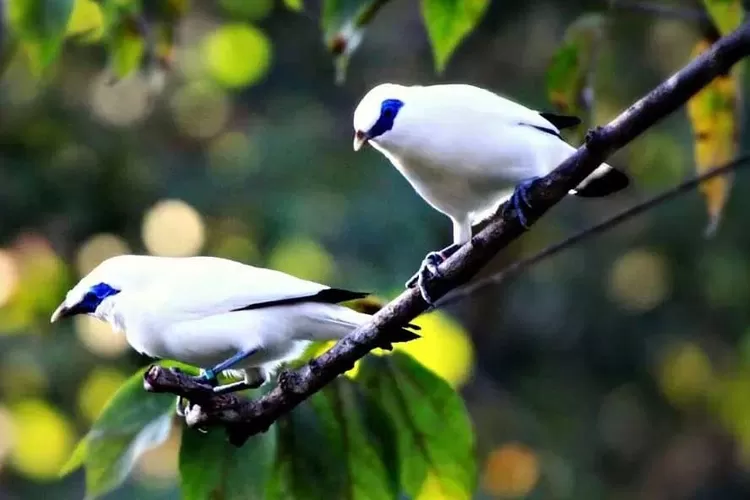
[
  {"xmin": 196, "ymin": 348, "xmax": 259, "ymax": 385},
  {"xmin": 405, "ymin": 243, "xmax": 461, "ymax": 305},
  {"xmin": 176, "ymin": 349, "xmax": 259, "ymax": 418},
  {"xmin": 506, "ymin": 176, "xmax": 541, "ymax": 228},
  {"xmin": 213, "ymin": 371, "xmax": 266, "ymax": 395}
]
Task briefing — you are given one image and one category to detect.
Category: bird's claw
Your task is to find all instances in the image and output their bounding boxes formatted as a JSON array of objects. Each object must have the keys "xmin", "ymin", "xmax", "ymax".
[
  {"xmin": 175, "ymin": 369, "xmax": 219, "ymax": 429},
  {"xmin": 507, "ymin": 177, "xmax": 540, "ymax": 229},
  {"xmin": 405, "ymin": 251, "xmax": 445, "ymax": 305}
]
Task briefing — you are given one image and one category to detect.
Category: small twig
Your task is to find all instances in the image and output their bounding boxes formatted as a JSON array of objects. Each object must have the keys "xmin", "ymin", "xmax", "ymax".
[
  {"xmin": 145, "ymin": 21, "xmax": 750, "ymax": 446},
  {"xmin": 435, "ymin": 155, "xmax": 750, "ymax": 309}
]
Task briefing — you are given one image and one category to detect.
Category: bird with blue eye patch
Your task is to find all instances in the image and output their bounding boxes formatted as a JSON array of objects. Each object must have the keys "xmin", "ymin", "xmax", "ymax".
[
  {"xmin": 50, "ymin": 254, "xmax": 420, "ymax": 423},
  {"xmin": 352, "ymin": 83, "xmax": 630, "ymax": 304}
]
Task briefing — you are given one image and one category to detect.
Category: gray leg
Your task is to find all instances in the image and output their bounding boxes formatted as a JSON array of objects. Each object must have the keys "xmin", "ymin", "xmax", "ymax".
[
  {"xmin": 213, "ymin": 370, "xmax": 266, "ymax": 395},
  {"xmin": 405, "ymin": 243, "xmax": 462, "ymax": 304}
]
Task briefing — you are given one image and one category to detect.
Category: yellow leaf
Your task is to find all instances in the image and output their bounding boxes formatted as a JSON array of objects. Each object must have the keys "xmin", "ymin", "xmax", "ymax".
[
  {"xmin": 702, "ymin": 0, "xmax": 744, "ymax": 35},
  {"xmin": 686, "ymin": 40, "xmax": 739, "ymax": 236}
]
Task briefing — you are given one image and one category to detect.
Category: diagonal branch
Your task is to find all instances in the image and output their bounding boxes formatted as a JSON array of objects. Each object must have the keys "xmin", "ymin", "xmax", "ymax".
[
  {"xmin": 144, "ymin": 20, "xmax": 750, "ymax": 446},
  {"xmin": 435, "ymin": 154, "xmax": 750, "ymax": 309}
]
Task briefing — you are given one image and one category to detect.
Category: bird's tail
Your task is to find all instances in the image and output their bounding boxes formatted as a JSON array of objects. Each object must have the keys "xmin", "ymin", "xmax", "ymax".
[
  {"xmin": 571, "ymin": 162, "xmax": 630, "ymax": 198},
  {"xmin": 346, "ymin": 297, "xmax": 421, "ymax": 350},
  {"xmin": 299, "ymin": 301, "xmax": 421, "ymax": 349}
]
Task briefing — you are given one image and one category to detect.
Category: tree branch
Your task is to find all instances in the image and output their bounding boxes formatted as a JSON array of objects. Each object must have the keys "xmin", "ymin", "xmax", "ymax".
[
  {"xmin": 144, "ymin": 20, "xmax": 750, "ymax": 446},
  {"xmin": 435, "ymin": 154, "xmax": 750, "ymax": 309}
]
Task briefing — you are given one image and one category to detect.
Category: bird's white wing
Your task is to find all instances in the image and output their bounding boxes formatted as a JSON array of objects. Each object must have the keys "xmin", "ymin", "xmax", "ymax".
[
  {"xmin": 418, "ymin": 84, "xmax": 563, "ymax": 133},
  {"xmin": 133, "ymin": 256, "xmax": 365, "ymax": 321}
]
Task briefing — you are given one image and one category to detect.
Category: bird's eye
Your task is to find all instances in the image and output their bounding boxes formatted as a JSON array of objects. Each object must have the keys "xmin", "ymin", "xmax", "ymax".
[{"xmin": 382, "ymin": 107, "xmax": 394, "ymax": 118}]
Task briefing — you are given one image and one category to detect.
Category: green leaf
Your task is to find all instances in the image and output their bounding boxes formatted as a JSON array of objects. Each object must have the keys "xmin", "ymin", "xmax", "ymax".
[
  {"xmin": 356, "ymin": 352, "xmax": 476, "ymax": 499},
  {"xmin": 546, "ymin": 12, "xmax": 606, "ymax": 139},
  {"xmin": 420, "ymin": 0, "xmax": 489, "ymax": 73},
  {"xmin": 179, "ymin": 424, "xmax": 278, "ymax": 500},
  {"xmin": 62, "ymin": 366, "xmax": 176, "ymax": 499},
  {"xmin": 7, "ymin": 0, "xmax": 76, "ymax": 72},
  {"xmin": 321, "ymin": 0, "xmax": 388, "ymax": 84},
  {"xmin": 702, "ymin": 0, "xmax": 744, "ymax": 35},
  {"xmin": 266, "ymin": 376, "xmax": 400, "ymax": 499}
]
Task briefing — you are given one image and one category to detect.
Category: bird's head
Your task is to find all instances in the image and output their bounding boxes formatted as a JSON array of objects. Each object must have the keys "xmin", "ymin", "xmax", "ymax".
[
  {"xmin": 352, "ymin": 83, "xmax": 413, "ymax": 152},
  {"xmin": 50, "ymin": 255, "xmax": 156, "ymax": 323}
]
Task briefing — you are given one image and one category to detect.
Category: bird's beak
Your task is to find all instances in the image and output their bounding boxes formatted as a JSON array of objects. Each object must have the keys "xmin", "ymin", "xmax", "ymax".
[
  {"xmin": 50, "ymin": 302, "xmax": 71, "ymax": 323},
  {"xmin": 353, "ymin": 130, "xmax": 368, "ymax": 151}
]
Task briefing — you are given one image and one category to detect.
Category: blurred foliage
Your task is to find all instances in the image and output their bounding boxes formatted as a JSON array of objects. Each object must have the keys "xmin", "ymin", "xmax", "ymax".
[
  {"xmin": 1, "ymin": 0, "xmax": 750, "ymax": 499},
  {"xmin": 63, "ymin": 353, "xmax": 474, "ymax": 500},
  {"xmin": 685, "ymin": 1, "xmax": 744, "ymax": 236}
]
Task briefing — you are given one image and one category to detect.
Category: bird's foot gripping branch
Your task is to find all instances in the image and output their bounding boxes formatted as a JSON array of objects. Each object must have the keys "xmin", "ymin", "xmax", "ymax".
[{"xmin": 143, "ymin": 20, "xmax": 750, "ymax": 445}]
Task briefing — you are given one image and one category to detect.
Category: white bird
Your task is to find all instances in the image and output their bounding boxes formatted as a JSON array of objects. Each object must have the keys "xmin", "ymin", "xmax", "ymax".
[
  {"xmin": 352, "ymin": 83, "xmax": 629, "ymax": 303},
  {"xmin": 50, "ymin": 255, "xmax": 419, "ymax": 414}
]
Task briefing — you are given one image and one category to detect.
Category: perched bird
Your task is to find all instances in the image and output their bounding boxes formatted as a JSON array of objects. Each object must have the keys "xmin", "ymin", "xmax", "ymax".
[
  {"xmin": 50, "ymin": 255, "xmax": 419, "ymax": 415},
  {"xmin": 352, "ymin": 83, "xmax": 629, "ymax": 303}
]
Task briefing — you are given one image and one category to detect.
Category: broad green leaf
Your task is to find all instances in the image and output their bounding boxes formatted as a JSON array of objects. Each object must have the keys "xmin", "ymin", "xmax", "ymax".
[
  {"xmin": 322, "ymin": 0, "xmax": 389, "ymax": 84},
  {"xmin": 266, "ymin": 377, "xmax": 400, "ymax": 499},
  {"xmin": 7, "ymin": 0, "xmax": 76, "ymax": 72},
  {"xmin": 420, "ymin": 0, "xmax": 489, "ymax": 73},
  {"xmin": 179, "ymin": 424, "xmax": 277, "ymax": 500},
  {"xmin": 356, "ymin": 352, "xmax": 476, "ymax": 499},
  {"xmin": 686, "ymin": 39, "xmax": 740, "ymax": 236},
  {"xmin": 265, "ymin": 396, "xmax": 348, "ymax": 500},
  {"xmin": 703, "ymin": 0, "xmax": 743, "ymax": 35},
  {"xmin": 61, "ymin": 366, "xmax": 176, "ymax": 499},
  {"xmin": 307, "ymin": 380, "xmax": 400, "ymax": 499},
  {"xmin": 546, "ymin": 13, "xmax": 606, "ymax": 137}
]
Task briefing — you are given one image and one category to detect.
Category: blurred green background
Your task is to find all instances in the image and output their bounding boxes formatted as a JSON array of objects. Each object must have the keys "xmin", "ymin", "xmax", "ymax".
[{"xmin": 2, "ymin": 0, "xmax": 750, "ymax": 498}]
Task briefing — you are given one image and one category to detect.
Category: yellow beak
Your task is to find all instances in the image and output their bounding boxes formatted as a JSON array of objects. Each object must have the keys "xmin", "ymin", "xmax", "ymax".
[
  {"xmin": 50, "ymin": 302, "xmax": 69, "ymax": 323},
  {"xmin": 353, "ymin": 132, "xmax": 368, "ymax": 151}
]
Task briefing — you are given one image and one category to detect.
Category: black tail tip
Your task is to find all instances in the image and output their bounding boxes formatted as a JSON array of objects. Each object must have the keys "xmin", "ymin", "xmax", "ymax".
[
  {"xmin": 574, "ymin": 168, "xmax": 630, "ymax": 198},
  {"xmin": 375, "ymin": 328, "xmax": 421, "ymax": 350}
]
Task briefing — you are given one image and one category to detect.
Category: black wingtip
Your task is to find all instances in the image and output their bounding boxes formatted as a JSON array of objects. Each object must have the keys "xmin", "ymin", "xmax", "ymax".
[
  {"xmin": 539, "ymin": 112, "xmax": 582, "ymax": 130},
  {"xmin": 574, "ymin": 168, "xmax": 630, "ymax": 198}
]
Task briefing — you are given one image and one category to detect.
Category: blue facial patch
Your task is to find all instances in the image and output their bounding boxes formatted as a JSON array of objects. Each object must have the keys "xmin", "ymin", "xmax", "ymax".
[
  {"xmin": 367, "ymin": 99, "xmax": 404, "ymax": 139},
  {"xmin": 78, "ymin": 282, "xmax": 120, "ymax": 314}
]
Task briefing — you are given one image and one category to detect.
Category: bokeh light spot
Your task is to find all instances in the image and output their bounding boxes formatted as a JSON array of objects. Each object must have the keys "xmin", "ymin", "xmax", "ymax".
[
  {"xmin": 77, "ymin": 367, "xmax": 128, "ymax": 423},
  {"xmin": 9, "ymin": 400, "xmax": 75, "ymax": 480},
  {"xmin": 268, "ymin": 237, "xmax": 334, "ymax": 283},
  {"xmin": 0, "ymin": 250, "xmax": 20, "ymax": 308},
  {"xmin": 395, "ymin": 311, "xmax": 474, "ymax": 388},
  {"xmin": 90, "ymin": 72, "xmax": 152, "ymax": 126},
  {"xmin": 202, "ymin": 23, "xmax": 272, "ymax": 88},
  {"xmin": 75, "ymin": 315, "xmax": 129, "ymax": 357},
  {"xmin": 170, "ymin": 81, "xmax": 230, "ymax": 139},
  {"xmin": 659, "ymin": 341, "xmax": 714, "ymax": 407},
  {"xmin": 608, "ymin": 248, "xmax": 670, "ymax": 312},
  {"xmin": 482, "ymin": 443, "xmax": 540, "ymax": 497},
  {"xmin": 0, "ymin": 353, "xmax": 48, "ymax": 399},
  {"xmin": 76, "ymin": 233, "xmax": 131, "ymax": 276},
  {"xmin": 142, "ymin": 199, "xmax": 206, "ymax": 257},
  {"xmin": 208, "ymin": 130, "xmax": 258, "ymax": 174}
]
